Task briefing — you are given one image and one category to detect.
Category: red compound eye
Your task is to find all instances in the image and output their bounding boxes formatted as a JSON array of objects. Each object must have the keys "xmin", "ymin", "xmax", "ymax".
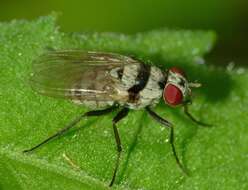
[
  {"xmin": 163, "ymin": 84, "xmax": 183, "ymax": 106},
  {"xmin": 169, "ymin": 67, "xmax": 185, "ymax": 77}
]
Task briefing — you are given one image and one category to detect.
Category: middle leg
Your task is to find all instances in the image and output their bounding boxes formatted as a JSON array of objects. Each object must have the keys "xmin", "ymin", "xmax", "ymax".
[
  {"xmin": 109, "ymin": 107, "xmax": 129, "ymax": 187},
  {"xmin": 146, "ymin": 106, "xmax": 188, "ymax": 175}
]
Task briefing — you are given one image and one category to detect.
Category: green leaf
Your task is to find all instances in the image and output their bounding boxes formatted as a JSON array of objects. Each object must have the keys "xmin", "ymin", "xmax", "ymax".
[{"xmin": 1, "ymin": 15, "xmax": 246, "ymax": 190}]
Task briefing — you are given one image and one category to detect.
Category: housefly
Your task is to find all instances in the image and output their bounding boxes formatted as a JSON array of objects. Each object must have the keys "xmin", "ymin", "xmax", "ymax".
[{"xmin": 23, "ymin": 50, "xmax": 210, "ymax": 187}]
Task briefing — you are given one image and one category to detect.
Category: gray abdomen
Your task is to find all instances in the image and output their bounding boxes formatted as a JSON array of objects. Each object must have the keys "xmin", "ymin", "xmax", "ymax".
[{"xmin": 71, "ymin": 62, "xmax": 165, "ymax": 110}]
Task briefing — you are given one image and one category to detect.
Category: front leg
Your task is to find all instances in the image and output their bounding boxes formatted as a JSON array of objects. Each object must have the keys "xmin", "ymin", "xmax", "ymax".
[{"xmin": 183, "ymin": 104, "xmax": 212, "ymax": 127}]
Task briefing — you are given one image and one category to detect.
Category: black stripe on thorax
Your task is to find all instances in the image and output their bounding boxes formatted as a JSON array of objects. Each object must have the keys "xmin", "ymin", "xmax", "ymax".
[
  {"xmin": 128, "ymin": 63, "xmax": 151, "ymax": 102},
  {"xmin": 117, "ymin": 68, "xmax": 124, "ymax": 80}
]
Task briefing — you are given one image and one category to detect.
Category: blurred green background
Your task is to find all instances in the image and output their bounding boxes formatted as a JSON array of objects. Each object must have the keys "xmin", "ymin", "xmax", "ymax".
[{"xmin": 0, "ymin": 0, "xmax": 247, "ymax": 66}]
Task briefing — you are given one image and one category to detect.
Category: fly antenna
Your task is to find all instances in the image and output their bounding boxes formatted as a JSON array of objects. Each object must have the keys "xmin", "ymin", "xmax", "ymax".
[{"xmin": 189, "ymin": 82, "xmax": 202, "ymax": 88}]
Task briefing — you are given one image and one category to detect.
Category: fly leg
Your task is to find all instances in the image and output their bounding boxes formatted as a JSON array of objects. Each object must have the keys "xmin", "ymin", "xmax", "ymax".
[
  {"xmin": 23, "ymin": 106, "xmax": 117, "ymax": 153},
  {"xmin": 109, "ymin": 107, "xmax": 129, "ymax": 187},
  {"xmin": 146, "ymin": 106, "xmax": 188, "ymax": 175},
  {"xmin": 183, "ymin": 104, "xmax": 211, "ymax": 127}
]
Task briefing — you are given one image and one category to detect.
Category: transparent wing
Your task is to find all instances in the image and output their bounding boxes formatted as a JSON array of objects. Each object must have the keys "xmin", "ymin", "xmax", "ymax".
[{"xmin": 30, "ymin": 50, "xmax": 137, "ymax": 101}]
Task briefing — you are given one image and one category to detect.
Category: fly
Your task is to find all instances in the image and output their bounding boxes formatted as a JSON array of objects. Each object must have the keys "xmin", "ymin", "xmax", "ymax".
[{"xmin": 23, "ymin": 50, "xmax": 210, "ymax": 187}]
